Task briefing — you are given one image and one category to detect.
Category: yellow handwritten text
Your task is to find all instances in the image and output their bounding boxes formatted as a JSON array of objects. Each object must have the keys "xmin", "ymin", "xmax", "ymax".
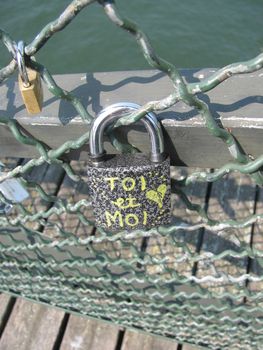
[
  {"xmin": 105, "ymin": 211, "xmax": 148, "ymax": 228},
  {"xmin": 143, "ymin": 210, "xmax": 147, "ymax": 225},
  {"xmin": 105, "ymin": 211, "xmax": 123, "ymax": 228},
  {"xmin": 104, "ymin": 176, "xmax": 147, "ymax": 192},
  {"xmin": 105, "ymin": 177, "xmax": 119, "ymax": 191},
  {"xmin": 122, "ymin": 177, "xmax": 136, "ymax": 191},
  {"xmin": 111, "ymin": 196, "xmax": 141, "ymax": 209},
  {"xmin": 140, "ymin": 176, "xmax": 146, "ymax": 191},
  {"xmin": 125, "ymin": 213, "xmax": 139, "ymax": 227}
]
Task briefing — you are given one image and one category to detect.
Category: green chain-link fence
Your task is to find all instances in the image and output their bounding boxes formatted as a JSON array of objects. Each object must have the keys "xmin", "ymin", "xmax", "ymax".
[{"xmin": 0, "ymin": 1, "xmax": 263, "ymax": 349}]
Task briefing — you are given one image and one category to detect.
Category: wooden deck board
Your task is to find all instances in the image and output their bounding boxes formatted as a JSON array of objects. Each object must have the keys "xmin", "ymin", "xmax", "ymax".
[
  {"xmin": 121, "ymin": 330, "xmax": 179, "ymax": 350},
  {"xmin": 0, "ymin": 299, "xmax": 65, "ymax": 350},
  {"xmin": 0, "ymin": 295, "xmax": 12, "ymax": 323},
  {"xmin": 60, "ymin": 315, "xmax": 119, "ymax": 350},
  {"xmin": 0, "ymin": 294, "xmax": 14, "ymax": 335}
]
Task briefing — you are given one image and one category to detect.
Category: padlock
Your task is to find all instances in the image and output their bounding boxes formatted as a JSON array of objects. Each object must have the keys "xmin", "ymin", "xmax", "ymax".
[
  {"xmin": 0, "ymin": 161, "xmax": 29, "ymax": 214},
  {"xmin": 87, "ymin": 102, "xmax": 171, "ymax": 232},
  {"xmin": 17, "ymin": 41, "xmax": 43, "ymax": 115},
  {"xmin": 18, "ymin": 68, "xmax": 43, "ymax": 114},
  {"xmin": 0, "ymin": 162, "xmax": 12, "ymax": 214}
]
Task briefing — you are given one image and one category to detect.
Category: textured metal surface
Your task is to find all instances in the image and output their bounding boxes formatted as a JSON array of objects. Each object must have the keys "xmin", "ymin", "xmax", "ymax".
[
  {"xmin": 0, "ymin": 1, "xmax": 263, "ymax": 349},
  {"xmin": 87, "ymin": 154, "xmax": 171, "ymax": 231}
]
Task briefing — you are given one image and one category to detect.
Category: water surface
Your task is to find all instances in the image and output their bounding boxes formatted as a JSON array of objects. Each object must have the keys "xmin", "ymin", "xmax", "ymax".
[{"xmin": 0, "ymin": 1, "xmax": 262, "ymax": 73}]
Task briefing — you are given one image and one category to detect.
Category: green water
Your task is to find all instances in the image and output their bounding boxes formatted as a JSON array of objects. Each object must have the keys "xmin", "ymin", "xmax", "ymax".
[{"xmin": 0, "ymin": 0, "xmax": 263, "ymax": 74}]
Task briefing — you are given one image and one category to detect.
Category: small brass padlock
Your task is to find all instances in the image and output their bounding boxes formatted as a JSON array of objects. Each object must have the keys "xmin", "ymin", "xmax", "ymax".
[
  {"xmin": 87, "ymin": 102, "xmax": 171, "ymax": 232},
  {"xmin": 17, "ymin": 41, "xmax": 43, "ymax": 115}
]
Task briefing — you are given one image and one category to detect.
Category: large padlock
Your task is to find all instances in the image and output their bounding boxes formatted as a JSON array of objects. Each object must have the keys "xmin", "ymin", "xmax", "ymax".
[
  {"xmin": 16, "ymin": 41, "xmax": 43, "ymax": 115},
  {"xmin": 87, "ymin": 102, "xmax": 171, "ymax": 232}
]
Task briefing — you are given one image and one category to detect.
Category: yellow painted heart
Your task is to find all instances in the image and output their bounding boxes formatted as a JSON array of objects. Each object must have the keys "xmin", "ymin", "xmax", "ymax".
[{"xmin": 146, "ymin": 183, "xmax": 167, "ymax": 209}]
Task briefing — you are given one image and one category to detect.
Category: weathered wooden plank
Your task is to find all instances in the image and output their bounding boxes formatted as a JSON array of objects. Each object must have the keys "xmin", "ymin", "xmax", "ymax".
[
  {"xmin": 121, "ymin": 330, "xmax": 178, "ymax": 350},
  {"xmin": 0, "ymin": 298, "xmax": 65, "ymax": 350},
  {"xmin": 60, "ymin": 315, "xmax": 119, "ymax": 350},
  {"xmin": 0, "ymin": 69, "xmax": 262, "ymax": 167},
  {"xmin": 0, "ymin": 294, "xmax": 11, "ymax": 323},
  {"xmin": 0, "ymin": 294, "xmax": 15, "ymax": 336}
]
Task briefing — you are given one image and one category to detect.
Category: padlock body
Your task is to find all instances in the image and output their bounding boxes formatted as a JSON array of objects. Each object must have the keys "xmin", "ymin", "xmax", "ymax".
[
  {"xmin": 18, "ymin": 68, "xmax": 43, "ymax": 114},
  {"xmin": 87, "ymin": 154, "xmax": 171, "ymax": 232}
]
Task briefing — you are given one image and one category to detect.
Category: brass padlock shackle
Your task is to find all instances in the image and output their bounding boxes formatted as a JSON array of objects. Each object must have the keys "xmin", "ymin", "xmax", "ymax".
[
  {"xmin": 89, "ymin": 102, "xmax": 166, "ymax": 164},
  {"xmin": 16, "ymin": 41, "xmax": 30, "ymax": 88}
]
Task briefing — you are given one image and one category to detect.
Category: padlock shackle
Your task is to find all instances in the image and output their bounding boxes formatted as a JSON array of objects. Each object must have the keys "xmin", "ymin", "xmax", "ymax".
[
  {"xmin": 16, "ymin": 41, "xmax": 30, "ymax": 88},
  {"xmin": 89, "ymin": 102, "xmax": 166, "ymax": 163}
]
